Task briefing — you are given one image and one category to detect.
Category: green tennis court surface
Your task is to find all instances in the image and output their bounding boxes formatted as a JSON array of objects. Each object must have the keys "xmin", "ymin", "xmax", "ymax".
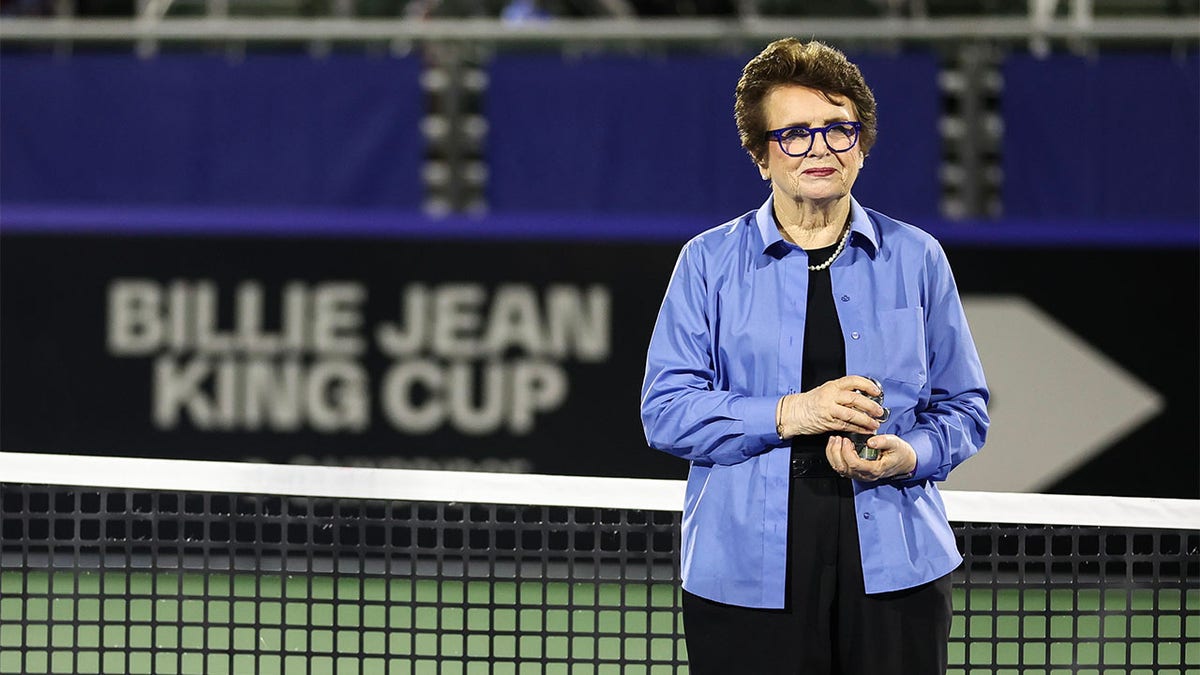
[
  {"xmin": 949, "ymin": 587, "xmax": 1198, "ymax": 673},
  {"xmin": 2, "ymin": 570, "xmax": 1196, "ymax": 674}
]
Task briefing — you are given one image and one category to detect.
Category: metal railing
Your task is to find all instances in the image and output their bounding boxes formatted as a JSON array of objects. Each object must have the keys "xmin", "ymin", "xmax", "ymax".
[{"xmin": 1, "ymin": 16, "xmax": 1197, "ymax": 44}]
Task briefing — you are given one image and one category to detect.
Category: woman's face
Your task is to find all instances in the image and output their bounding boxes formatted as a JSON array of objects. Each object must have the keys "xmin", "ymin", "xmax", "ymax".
[{"xmin": 758, "ymin": 84, "xmax": 864, "ymax": 207}]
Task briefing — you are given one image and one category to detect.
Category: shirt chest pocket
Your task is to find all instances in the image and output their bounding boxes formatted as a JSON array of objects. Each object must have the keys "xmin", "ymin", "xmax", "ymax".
[{"xmin": 878, "ymin": 307, "xmax": 927, "ymax": 387}]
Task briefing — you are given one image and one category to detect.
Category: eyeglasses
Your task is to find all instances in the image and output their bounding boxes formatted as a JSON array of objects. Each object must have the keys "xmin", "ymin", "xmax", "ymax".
[{"xmin": 765, "ymin": 121, "xmax": 862, "ymax": 158}]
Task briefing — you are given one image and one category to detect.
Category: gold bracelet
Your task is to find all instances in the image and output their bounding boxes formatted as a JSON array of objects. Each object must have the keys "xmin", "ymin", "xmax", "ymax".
[{"xmin": 775, "ymin": 396, "xmax": 786, "ymax": 440}]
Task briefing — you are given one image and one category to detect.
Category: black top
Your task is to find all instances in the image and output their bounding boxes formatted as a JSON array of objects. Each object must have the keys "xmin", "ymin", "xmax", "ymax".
[{"xmin": 792, "ymin": 241, "xmax": 847, "ymax": 454}]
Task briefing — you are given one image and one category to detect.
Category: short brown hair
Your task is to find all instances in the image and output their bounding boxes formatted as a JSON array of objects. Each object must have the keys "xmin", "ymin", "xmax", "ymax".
[{"xmin": 735, "ymin": 39, "xmax": 878, "ymax": 164}]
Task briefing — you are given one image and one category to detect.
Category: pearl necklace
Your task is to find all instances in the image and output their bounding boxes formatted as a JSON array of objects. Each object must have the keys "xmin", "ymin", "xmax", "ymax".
[{"xmin": 807, "ymin": 222, "xmax": 852, "ymax": 272}]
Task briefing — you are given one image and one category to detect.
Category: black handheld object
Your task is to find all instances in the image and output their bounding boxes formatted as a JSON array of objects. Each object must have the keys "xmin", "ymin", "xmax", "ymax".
[{"xmin": 848, "ymin": 378, "xmax": 889, "ymax": 460}]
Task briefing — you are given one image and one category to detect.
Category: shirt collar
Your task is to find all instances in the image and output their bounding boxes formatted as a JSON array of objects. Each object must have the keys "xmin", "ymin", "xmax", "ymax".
[{"xmin": 754, "ymin": 193, "xmax": 880, "ymax": 256}]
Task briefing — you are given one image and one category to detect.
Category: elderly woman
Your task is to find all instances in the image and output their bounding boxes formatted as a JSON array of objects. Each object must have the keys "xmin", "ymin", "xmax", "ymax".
[{"xmin": 640, "ymin": 39, "xmax": 989, "ymax": 674}]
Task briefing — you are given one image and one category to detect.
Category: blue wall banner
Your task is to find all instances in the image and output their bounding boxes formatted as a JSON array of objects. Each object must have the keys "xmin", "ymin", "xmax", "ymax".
[
  {"xmin": 1002, "ymin": 52, "xmax": 1200, "ymax": 222},
  {"xmin": 0, "ymin": 54, "xmax": 424, "ymax": 209},
  {"xmin": 485, "ymin": 52, "xmax": 942, "ymax": 220}
]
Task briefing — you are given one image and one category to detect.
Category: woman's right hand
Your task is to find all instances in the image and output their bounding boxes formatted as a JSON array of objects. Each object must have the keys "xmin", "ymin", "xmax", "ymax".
[{"xmin": 776, "ymin": 375, "xmax": 886, "ymax": 439}]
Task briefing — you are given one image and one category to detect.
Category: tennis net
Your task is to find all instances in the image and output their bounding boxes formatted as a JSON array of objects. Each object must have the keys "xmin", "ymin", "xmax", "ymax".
[{"xmin": 1, "ymin": 452, "xmax": 1197, "ymax": 674}]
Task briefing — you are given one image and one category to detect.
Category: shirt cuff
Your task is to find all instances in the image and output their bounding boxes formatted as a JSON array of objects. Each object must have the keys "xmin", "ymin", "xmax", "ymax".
[
  {"xmin": 734, "ymin": 395, "xmax": 787, "ymax": 457},
  {"xmin": 906, "ymin": 431, "xmax": 939, "ymax": 481}
]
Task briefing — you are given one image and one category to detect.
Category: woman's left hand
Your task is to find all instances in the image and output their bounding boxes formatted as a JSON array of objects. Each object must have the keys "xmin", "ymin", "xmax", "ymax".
[{"xmin": 825, "ymin": 434, "xmax": 917, "ymax": 482}]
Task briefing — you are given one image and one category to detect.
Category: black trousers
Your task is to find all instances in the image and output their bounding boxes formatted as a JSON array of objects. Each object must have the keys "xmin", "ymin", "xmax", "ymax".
[{"xmin": 681, "ymin": 473, "xmax": 953, "ymax": 675}]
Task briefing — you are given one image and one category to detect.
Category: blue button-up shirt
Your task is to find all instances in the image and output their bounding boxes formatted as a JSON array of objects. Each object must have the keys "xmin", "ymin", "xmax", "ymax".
[{"xmin": 640, "ymin": 195, "xmax": 989, "ymax": 606}]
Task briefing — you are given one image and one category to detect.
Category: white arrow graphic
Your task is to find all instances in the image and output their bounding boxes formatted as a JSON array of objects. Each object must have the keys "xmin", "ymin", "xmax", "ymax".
[{"xmin": 943, "ymin": 295, "xmax": 1163, "ymax": 493}]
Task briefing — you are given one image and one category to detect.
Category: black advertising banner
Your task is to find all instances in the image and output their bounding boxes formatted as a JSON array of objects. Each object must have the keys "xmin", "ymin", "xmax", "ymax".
[
  {"xmin": 1, "ymin": 232, "xmax": 1196, "ymax": 497},
  {"xmin": 0, "ymin": 234, "xmax": 685, "ymax": 479}
]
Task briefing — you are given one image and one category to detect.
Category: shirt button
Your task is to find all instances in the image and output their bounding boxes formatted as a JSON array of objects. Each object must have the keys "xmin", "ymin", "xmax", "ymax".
[
  {"xmin": 850, "ymin": 331, "xmax": 861, "ymax": 340},
  {"xmin": 863, "ymin": 513, "xmax": 872, "ymax": 520},
  {"xmin": 840, "ymin": 295, "xmax": 850, "ymax": 302}
]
